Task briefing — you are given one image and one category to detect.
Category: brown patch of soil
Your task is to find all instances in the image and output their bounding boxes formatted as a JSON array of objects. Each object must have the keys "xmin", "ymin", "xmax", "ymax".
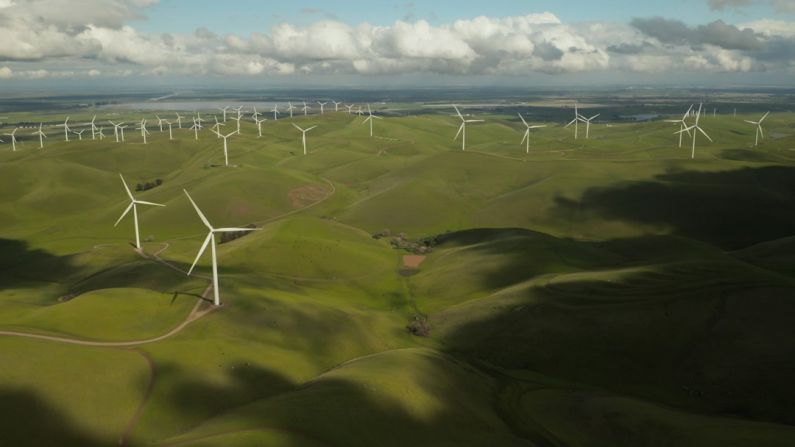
[
  {"xmin": 288, "ymin": 184, "xmax": 328, "ymax": 209},
  {"xmin": 403, "ymin": 255, "xmax": 426, "ymax": 269}
]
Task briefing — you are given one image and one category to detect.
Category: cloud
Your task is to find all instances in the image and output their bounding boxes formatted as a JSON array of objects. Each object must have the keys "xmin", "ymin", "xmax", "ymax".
[
  {"xmin": 1, "ymin": 1, "xmax": 793, "ymax": 81},
  {"xmin": 708, "ymin": 0, "xmax": 795, "ymax": 12}
]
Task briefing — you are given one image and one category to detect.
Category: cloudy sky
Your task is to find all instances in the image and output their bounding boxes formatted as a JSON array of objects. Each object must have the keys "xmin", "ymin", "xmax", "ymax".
[{"xmin": 1, "ymin": 0, "xmax": 794, "ymax": 90}]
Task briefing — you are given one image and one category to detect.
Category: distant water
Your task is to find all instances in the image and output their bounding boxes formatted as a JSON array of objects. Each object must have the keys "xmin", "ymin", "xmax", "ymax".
[
  {"xmin": 621, "ymin": 114, "xmax": 660, "ymax": 121},
  {"xmin": 100, "ymin": 101, "xmax": 299, "ymax": 112}
]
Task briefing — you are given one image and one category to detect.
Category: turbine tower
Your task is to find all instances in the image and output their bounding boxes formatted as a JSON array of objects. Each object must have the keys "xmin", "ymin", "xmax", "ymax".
[
  {"xmin": 175, "ymin": 112, "xmax": 185, "ymax": 129},
  {"xmin": 33, "ymin": 123, "xmax": 47, "ymax": 149},
  {"xmin": 287, "ymin": 102, "xmax": 295, "ymax": 119},
  {"xmin": 88, "ymin": 115, "xmax": 98, "ymax": 140},
  {"xmin": 665, "ymin": 105, "xmax": 694, "ymax": 148},
  {"xmin": 184, "ymin": 190, "xmax": 259, "ymax": 306},
  {"xmin": 362, "ymin": 104, "xmax": 383, "ymax": 137},
  {"xmin": 4, "ymin": 128, "xmax": 18, "ymax": 151},
  {"xmin": 518, "ymin": 113, "xmax": 546, "ymax": 154},
  {"xmin": 190, "ymin": 119, "xmax": 201, "ymax": 140},
  {"xmin": 211, "ymin": 129, "xmax": 237, "ymax": 166},
  {"xmin": 302, "ymin": 102, "xmax": 310, "ymax": 116},
  {"xmin": 453, "ymin": 105, "xmax": 484, "ymax": 151},
  {"xmin": 58, "ymin": 117, "xmax": 71, "ymax": 142},
  {"xmin": 114, "ymin": 173, "xmax": 165, "ymax": 250},
  {"xmin": 138, "ymin": 119, "xmax": 150, "ymax": 144},
  {"xmin": 254, "ymin": 116, "xmax": 268, "ymax": 138},
  {"xmin": 272, "ymin": 104, "xmax": 280, "ymax": 121},
  {"xmin": 292, "ymin": 123, "xmax": 317, "ymax": 155},
  {"xmin": 677, "ymin": 103, "xmax": 712, "ymax": 159},
  {"xmin": 744, "ymin": 112, "xmax": 770, "ymax": 147},
  {"xmin": 155, "ymin": 115, "xmax": 165, "ymax": 132}
]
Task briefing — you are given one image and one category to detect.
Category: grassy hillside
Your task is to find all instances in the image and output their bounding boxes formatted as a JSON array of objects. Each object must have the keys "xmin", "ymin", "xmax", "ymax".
[{"xmin": 1, "ymin": 107, "xmax": 794, "ymax": 446}]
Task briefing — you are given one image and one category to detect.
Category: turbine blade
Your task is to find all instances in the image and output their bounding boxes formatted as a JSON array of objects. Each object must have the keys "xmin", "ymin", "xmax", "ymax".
[
  {"xmin": 119, "ymin": 174, "xmax": 134, "ymax": 200},
  {"xmin": 135, "ymin": 200, "xmax": 166, "ymax": 207},
  {"xmin": 454, "ymin": 123, "xmax": 464, "ymax": 141},
  {"xmin": 188, "ymin": 233, "xmax": 213, "ymax": 276},
  {"xmin": 292, "ymin": 123, "xmax": 303, "ymax": 131},
  {"xmin": 306, "ymin": 126, "xmax": 317, "ymax": 131},
  {"xmin": 518, "ymin": 113, "xmax": 528, "ymax": 126},
  {"xmin": 114, "ymin": 202, "xmax": 134, "ymax": 227},
  {"xmin": 760, "ymin": 112, "xmax": 770, "ymax": 123},
  {"xmin": 698, "ymin": 127, "xmax": 712, "ymax": 142},
  {"xmin": 758, "ymin": 125, "xmax": 764, "ymax": 139},
  {"xmin": 183, "ymin": 189, "xmax": 213, "ymax": 230},
  {"xmin": 453, "ymin": 105, "xmax": 463, "ymax": 119},
  {"xmin": 521, "ymin": 130, "xmax": 529, "ymax": 144},
  {"xmin": 215, "ymin": 227, "xmax": 260, "ymax": 233}
]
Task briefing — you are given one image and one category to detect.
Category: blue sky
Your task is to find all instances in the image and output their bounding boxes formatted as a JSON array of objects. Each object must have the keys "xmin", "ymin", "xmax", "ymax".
[{"xmin": 135, "ymin": 0, "xmax": 787, "ymax": 35}]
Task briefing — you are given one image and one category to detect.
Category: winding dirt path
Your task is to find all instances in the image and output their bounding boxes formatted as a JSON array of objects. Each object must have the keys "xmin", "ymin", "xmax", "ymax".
[{"xmin": 119, "ymin": 349, "xmax": 157, "ymax": 446}]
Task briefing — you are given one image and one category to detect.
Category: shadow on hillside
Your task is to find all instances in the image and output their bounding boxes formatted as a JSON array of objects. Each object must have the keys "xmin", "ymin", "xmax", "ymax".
[
  {"xmin": 552, "ymin": 166, "xmax": 795, "ymax": 250},
  {"xmin": 0, "ymin": 239, "xmax": 78, "ymax": 291},
  {"xmin": 431, "ymin": 227, "xmax": 795, "ymax": 429},
  {"xmin": 0, "ymin": 387, "xmax": 103, "ymax": 446}
]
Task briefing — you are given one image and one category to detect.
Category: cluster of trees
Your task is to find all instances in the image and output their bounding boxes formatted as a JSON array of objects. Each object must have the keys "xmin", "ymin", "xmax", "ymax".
[
  {"xmin": 373, "ymin": 229, "xmax": 444, "ymax": 254},
  {"xmin": 219, "ymin": 224, "xmax": 257, "ymax": 244},
  {"xmin": 406, "ymin": 314, "xmax": 431, "ymax": 337},
  {"xmin": 135, "ymin": 179, "xmax": 163, "ymax": 192}
]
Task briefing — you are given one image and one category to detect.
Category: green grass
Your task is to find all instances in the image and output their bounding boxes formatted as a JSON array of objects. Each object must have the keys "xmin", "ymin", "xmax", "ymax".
[{"xmin": 1, "ymin": 108, "xmax": 794, "ymax": 446}]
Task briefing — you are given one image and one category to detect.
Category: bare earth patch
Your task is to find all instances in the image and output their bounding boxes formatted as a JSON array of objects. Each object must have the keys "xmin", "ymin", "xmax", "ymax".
[
  {"xmin": 288, "ymin": 184, "xmax": 328, "ymax": 209},
  {"xmin": 403, "ymin": 255, "xmax": 426, "ymax": 269}
]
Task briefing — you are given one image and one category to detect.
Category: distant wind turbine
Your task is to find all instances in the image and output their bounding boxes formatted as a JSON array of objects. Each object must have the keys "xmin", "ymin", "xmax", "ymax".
[
  {"xmin": 211, "ymin": 129, "xmax": 237, "ymax": 166},
  {"xmin": 115, "ymin": 173, "xmax": 165, "ymax": 250},
  {"xmin": 175, "ymin": 112, "xmax": 185, "ymax": 129},
  {"xmin": 74, "ymin": 129, "xmax": 85, "ymax": 140},
  {"xmin": 744, "ymin": 111, "xmax": 770, "ymax": 147},
  {"xmin": 665, "ymin": 105, "xmax": 694, "ymax": 148},
  {"xmin": 254, "ymin": 116, "xmax": 268, "ymax": 137},
  {"xmin": 581, "ymin": 112, "xmax": 600, "ymax": 139},
  {"xmin": 58, "ymin": 117, "xmax": 71, "ymax": 142},
  {"xmin": 155, "ymin": 115, "xmax": 165, "ymax": 132},
  {"xmin": 332, "ymin": 100, "xmax": 342, "ymax": 112},
  {"xmin": 518, "ymin": 113, "xmax": 546, "ymax": 153},
  {"xmin": 184, "ymin": 189, "xmax": 259, "ymax": 306},
  {"xmin": 272, "ymin": 104, "xmax": 280, "ymax": 121},
  {"xmin": 33, "ymin": 123, "xmax": 47, "ymax": 149},
  {"xmin": 317, "ymin": 101, "xmax": 327, "ymax": 114},
  {"xmin": 4, "ymin": 128, "xmax": 18, "ymax": 151},
  {"xmin": 190, "ymin": 119, "xmax": 201, "ymax": 140},
  {"xmin": 363, "ymin": 104, "xmax": 383, "ymax": 137},
  {"xmin": 138, "ymin": 119, "xmax": 150, "ymax": 144},
  {"xmin": 217, "ymin": 106, "xmax": 229, "ymax": 122},
  {"xmin": 109, "ymin": 121, "xmax": 125, "ymax": 143},
  {"xmin": 292, "ymin": 123, "xmax": 317, "ymax": 155},
  {"xmin": 88, "ymin": 115, "xmax": 98, "ymax": 140},
  {"xmin": 302, "ymin": 101, "xmax": 310, "ymax": 116},
  {"xmin": 345, "ymin": 104, "xmax": 354, "ymax": 114},
  {"xmin": 230, "ymin": 114, "xmax": 242, "ymax": 135},
  {"xmin": 453, "ymin": 105, "xmax": 484, "ymax": 151},
  {"xmin": 676, "ymin": 103, "xmax": 712, "ymax": 159},
  {"xmin": 287, "ymin": 102, "xmax": 295, "ymax": 119}
]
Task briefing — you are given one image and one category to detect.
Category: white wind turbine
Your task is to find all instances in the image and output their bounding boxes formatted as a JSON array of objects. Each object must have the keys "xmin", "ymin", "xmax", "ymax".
[
  {"xmin": 166, "ymin": 120, "xmax": 174, "ymax": 140},
  {"xmin": 58, "ymin": 117, "xmax": 71, "ymax": 142},
  {"xmin": 138, "ymin": 119, "xmax": 150, "ymax": 144},
  {"xmin": 518, "ymin": 113, "xmax": 546, "ymax": 154},
  {"xmin": 119, "ymin": 124, "xmax": 128, "ymax": 142},
  {"xmin": 195, "ymin": 112, "xmax": 205, "ymax": 129},
  {"xmin": 114, "ymin": 173, "xmax": 165, "ymax": 250},
  {"xmin": 175, "ymin": 112, "xmax": 185, "ymax": 129},
  {"xmin": 302, "ymin": 101, "xmax": 310, "ymax": 116},
  {"xmin": 33, "ymin": 123, "xmax": 47, "ymax": 149},
  {"xmin": 332, "ymin": 100, "xmax": 342, "ymax": 112},
  {"xmin": 155, "ymin": 115, "xmax": 166, "ymax": 132},
  {"xmin": 251, "ymin": 105, "xmax": 261, "ymax": 122},
  {"xmin": 744, "ymin": 112, "xmax": 770, "ymax": 147},
  {"xmin": 74, "ymin": 129, "xmax": 85, "ymax": 140},
  {"xmin": 362, "ymin": 104, "xmax": 383, "ymax": 137},
  {"xmin": 676, "ymin": 103, "xmax": 712, "ymax": 159},
  {"xmin": 564, "ymin": 104, "xmax": 585, "ymax": 139},
  {"xmin": 665, "ymin": 105, "xmax": 694, "ymax": 148},
  {"xmin": 217, "ymin": 106, "xmax": 230, "ymax": 122},
  {"xmin": 211, "ymin": 129, "xmax": 237, "ymax": 166},
  {"xmin": 184, "ymin": 190, "xmax": 259, "ymax": 306},
  {"xmin": 98, "ymin": 127, "xmax": 106, "ymax": 140},
  {"xmin": 287, "ymin": 102, "xmax": 295, "ymax": 119},
  {"xmin": 109, "ymin": 121, "xmax": 125, "ymax": 143},
  {"xmin": 4, "ymin": 128, "xmax": 18, "ymax": 151},
  {"xmin": 272, "ymin": 104, "xmax": 280, "ymax": 121},
  {"xmin": 88, "ymin": 115, "xmax": 98, "ymax": 140},
  {"xmin": 317, "ymin": 101, "xmax": 327, "ymax": 114},
  {"xmin": 292, "ymin": 123, "xmax": 317, "ymax": 155},
  {"xmin": 254, "ymin": 116, "xmax": 268, "ymax": 137},
  {"xmin": 345, "ymin": 104, "xmax": 355, "ymax": 114},
  {"xmin": 453, "ymin": 105, "xmax": 484, "ymax": 151},
  {"xmin": 190, "ymin": 119, "xmax": 201, "ymax": 140},
  {"xmin": 211, "ymin": 117, "xmax": 224, "ymax": 138},
  {"xmin": 230, "ymin": 114, "xmax": 242, "ymax": 135},
  {"xmin": 580, "ymin": 112, "xmax": 600, "ymax": 139}
]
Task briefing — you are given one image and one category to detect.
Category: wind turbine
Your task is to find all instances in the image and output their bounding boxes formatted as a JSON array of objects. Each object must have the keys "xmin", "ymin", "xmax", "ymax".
[
  {"xmin": 302, "ymin": 102, "xmax": 310, "ymax": 116},
  {"xmin": 581, "ymin": 113, "xmax": 600, "ymax": 139},
  {"xmin": 211, "ymin": 117, "xmax": 224, "ymax": 138},
  {"xmin": 363, "ymin": 104, "xmax": 383, "ymax": 137},
  {"xmin": 109, "ymin": 121, "xmax": 125, "ymax": 143},
  {"xmin": 287, "ymin": 102, "xmax": 295, "ymax": 119},
  {"xmin": 195, "ymin": 112, "xmax": 205, "ymax": 129},
  {"xmin": 211, "ymin": 129, "xmax": 236, "ymax": 166},
  {"xmin": 564, "ymin": 104, "xmax": 585, "ymax": 139},
  {"xmin": 272, "ymin": 104, "xmax": 280, "ymax": 121},
  {"xmin": 251, "ymin": 105, "xmax": 261, "ymax": 122},
  {"xmin": 292, "ymin": 123, "xmax": 317, "ymax": 155},
  {"xmin": 184, "ymin": 189, "xmax": 258, "ymax": 306},
  {"xmin": 87, "ymin": 115, "xmax": 98, "ymax": 140},
  {"xmin": 317, "ymin": 101, "xmax": 327, "ymax": 114},
  {"xmin": 453, "ymin": 105, "xmax": 484, "ymax": 151},
  {"xmin": 119, "ymin": 124, "xmax": 127, "ymax": 142},
  {"xmin": 138, "ymin": 119, "xmax": 150, "ymax": 144},
  {"xmin": 217, "ymin": 106, "xmax": 229, "ymax": 122},
  {"xmin": 744, "ymin": 112, "xmax": 770, "ymax": 147},
  {"xmin": 518, "ymin": 113, "xmax": 546, "ymax": 153},
  {"xmin": 190, "ymin": 119, "xmax": 201, "ymax": 140},
  {"xmin": 175, "ymin": 112, "xmax": 185, "ymax": 129},
  {"xmin": 114, "ymin": 173, "xmax": 165, "ymax": 250},
  {"xmin": 33, "ymin": 123, "xmax": 47, "ymax": 149},
  {"xmin": 332, "ymin": 100, "xmax": 342, "ymax": 112},
  {"xmin": 166, "ymin": 120, "xmax": 174, "ymax": 140},
  {"xmin": 155, "ymin": 115, "xmax": 165, "ymax": 132},
  {"xmin": 98, "ymin": 127, "xmax": 106, "ymax": 140},
  {"xmin": 254, "ymin": 116, "xmax": 268, "ymax": 137},
  {"xmin": 58, "ymin": 117, "xmax": 71, "ymax": 141},
  {"xmin": 676, "ymin": 103, "xmax": 712, "ymax": 159},
  {"xmin": 230, "ymin": 114, "xmax": 242, "ymax": 135},
  {"xmin": 665, "ymin": 105, "xmax": 694, "ymax": 148},
  {"xmin": 345, "ymin": 104, "xmax": 354, "ymax": 114},
  {"xmin": 4, "ymin": 128, "xmax": 18, "ymax": 151},
  {"xmin": 74, "ymin": 129, "xmax": 85, "ymax": 141}
]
